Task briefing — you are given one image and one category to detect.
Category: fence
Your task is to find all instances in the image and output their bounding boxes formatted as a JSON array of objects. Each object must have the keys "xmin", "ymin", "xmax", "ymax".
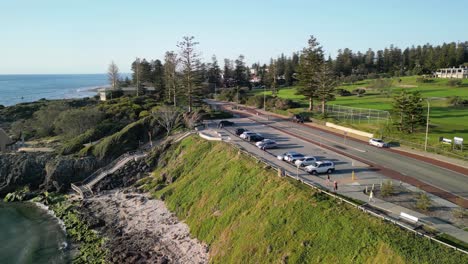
[
  {"xmin": 325, "ymin": 104, "xmax": 390, "ymax": 124},
  {"xmin": 384, "ymin": 136, "xmax": 468, "ymax": 161},
  {"xmin": 219, "ymin": 136, "xmax": 468, "ymax": 255}
]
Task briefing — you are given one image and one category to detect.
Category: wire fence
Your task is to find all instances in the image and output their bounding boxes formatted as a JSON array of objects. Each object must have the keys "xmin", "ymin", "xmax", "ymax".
[{"xmin": 325, "ymin": 104, "xmax": 391, "ymax": 124}]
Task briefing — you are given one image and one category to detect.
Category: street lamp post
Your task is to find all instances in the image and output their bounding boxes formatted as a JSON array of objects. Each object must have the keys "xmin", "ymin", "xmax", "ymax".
[
  {"xmin": 424, "ymin": 99, "xmax": 430, "ymax": 152},
  {"xmin": 263, "ymin": 85, "xmax": 266, "ymax": 112}
]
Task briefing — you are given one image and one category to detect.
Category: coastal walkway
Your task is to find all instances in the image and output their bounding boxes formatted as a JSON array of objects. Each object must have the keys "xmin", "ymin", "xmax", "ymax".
[{"xmin": 71, "ymin": 131, "xmax": 194, "ymax": 198}]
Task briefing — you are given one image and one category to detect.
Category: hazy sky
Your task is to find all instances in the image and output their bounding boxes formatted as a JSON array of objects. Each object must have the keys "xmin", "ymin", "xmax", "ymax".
[{"xmin": 1, "ymin": 0, "xmax": 466, "ymax": 74}]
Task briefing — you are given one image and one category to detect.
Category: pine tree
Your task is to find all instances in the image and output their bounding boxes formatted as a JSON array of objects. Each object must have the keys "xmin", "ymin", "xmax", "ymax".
[
  {"xmin": 314, "ymin": 63, "xmax": 337, "ymax": 114},
  {"xmin": 177, "ymin": 36, "xmax": 202, "ymax": 112},
  {"xmin": 296, "ymin": 35, "xmax": 324, "ymax": 111}
]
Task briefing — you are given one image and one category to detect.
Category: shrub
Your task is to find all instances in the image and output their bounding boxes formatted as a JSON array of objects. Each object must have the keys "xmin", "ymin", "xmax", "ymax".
[
  {"xmin": 380, "ymin": 180, "xmax": 394, "ymax": 197},
  {"xmin": 54, "ymin": 107, "xmax": 104, "ymax": 139},
  {"xmin": 139, "ymin": 110, "xmax": 150, "ymax": 118},
  {"xmin": 352, "ymin": 88, "xmax": 366, "ymax": 97},
  {"xmin": 274, "ymin": 98, "xmax": 300, "ymax": 110},
  {"xmin": 447, "ymin": 79, "xmax": 462, "ymax": 87},
  {"xmin": 416, "ymin": 193, "xmax": 432, "ymax": 211},
  {"xmin": 453, "ymin": 208, "xmax": 467, "ymax": 219},
  {"xmin": 416, "ymin": 76, "xmax": 434, "ymax": 83},
  {"xmin": 336, "ymin": 88, "xmax": 352, "ymax": 96}
]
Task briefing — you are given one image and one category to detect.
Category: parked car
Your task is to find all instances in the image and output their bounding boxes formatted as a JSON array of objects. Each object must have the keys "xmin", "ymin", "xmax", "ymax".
[
  {"xmin": 305, "ymin": 161, "xmax": 335, "ymax": 175},
  {"xmin": 277, "ymin": 151, "xmax": 298, "ymax": 161},
  {"xmin": 292, "ymin": 114, "xmax": 304, "ymax": 123},
  {"xmin": 285, "ymin": 153, "xmax": 305, "ymax": 163},
  {"xmin": 240, "ymin": 131, "xmax": 257, "ymax": 139},
  {"xmin": 369, "ymin": 138, "xmax": 387, "ymax": 148},
  {"xmin": 247, "ymin": 134, "xmax": 264, "ymax": 142},
  {"xmin": 235, "ymin": 128, "xmax": 248, "ymax": 136},
  {"xmin": 218, "ymin": 120, "xmax": 234, "ymax": 127},
  {"xmin": 294, "ymin": 156, "xmax": 317, "ymax": 167},
  {"xmin": 256, "ymin": 139, "xmax": 277, "ymax": 149}
]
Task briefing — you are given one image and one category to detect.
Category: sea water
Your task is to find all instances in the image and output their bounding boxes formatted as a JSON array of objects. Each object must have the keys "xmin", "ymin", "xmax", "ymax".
[
  {"xmin": 0, "ymin": 74, "xmax": 110, "ymax": 106},
  {"xmin": 0, "ymin": 202, "xmax": 70, "ymax": 263}
]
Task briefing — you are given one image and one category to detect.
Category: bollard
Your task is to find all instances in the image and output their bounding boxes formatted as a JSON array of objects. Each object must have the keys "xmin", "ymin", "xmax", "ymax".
[{"xmin": 352, "ymin": 170, "xmax": 356, "ymax": 181}]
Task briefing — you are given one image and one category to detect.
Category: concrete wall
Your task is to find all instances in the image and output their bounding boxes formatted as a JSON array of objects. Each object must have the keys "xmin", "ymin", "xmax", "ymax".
[{"xmin": 325, "ymin": 122, "xmax": 374, "ymax": 138}]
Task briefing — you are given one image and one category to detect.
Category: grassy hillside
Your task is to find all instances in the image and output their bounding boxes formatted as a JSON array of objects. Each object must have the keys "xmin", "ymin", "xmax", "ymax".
[{"xmin": 141, "ymin": 136, "xmax": 467, "ymax": 263}]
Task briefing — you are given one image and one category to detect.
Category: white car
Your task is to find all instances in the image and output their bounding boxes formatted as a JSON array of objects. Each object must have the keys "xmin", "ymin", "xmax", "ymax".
[
  {"xmin": 277, "ymin": 151, "xmax": 298, "ymax": 161},
  {"xmin": 256, "ymin": 139, "xmax": 278, "ymax": 149},
  {"xmin": 240, "ymin": 131, "xmax": 258, "ymax": 139},
  {"xmin": 294, "ymin": 156, "xmax": 317, "ymax": 167},
  {"xmin": 369, "ymin": 138, "xmax": 387, "ymax": 148},
  {"xmin": 305, "ymin": 161, "xmax": 335, "ymax": 175},
  {"xmin": 285, "ymin": 153, "xmax": 305, "ymax": 163}
]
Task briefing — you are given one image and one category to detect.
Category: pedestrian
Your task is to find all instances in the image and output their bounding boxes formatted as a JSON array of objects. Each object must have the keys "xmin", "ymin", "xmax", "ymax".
[
  {"xmin": 369, "ymin": 190, "xmax": 375, "ymax": 203},
  {"xmin": 326, "ymin": 174, "xmax": 331, "ymax": 186},
  {"xmin": 333, "ymin": 180, "xmax": 338, "ymax": 192}
]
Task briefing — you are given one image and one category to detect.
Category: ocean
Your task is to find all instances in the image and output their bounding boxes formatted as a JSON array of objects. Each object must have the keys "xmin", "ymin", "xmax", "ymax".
[
  {"xmin": 0, "ymin": 202, "xmax": 70, "ymax": 263},
  {"xmin": 0, "ymin": 74, "xmax": 111, "ymax": 106}
]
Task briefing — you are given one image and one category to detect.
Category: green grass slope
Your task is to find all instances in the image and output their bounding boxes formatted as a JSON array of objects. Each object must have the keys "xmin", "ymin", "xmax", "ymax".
[{"xmin": 142, "ymin": 136, "xmax": 467, "ymax": 263}]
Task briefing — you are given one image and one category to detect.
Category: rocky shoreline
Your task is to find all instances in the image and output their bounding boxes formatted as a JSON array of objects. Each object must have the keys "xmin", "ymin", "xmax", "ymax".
[{"xmin": 79, "ymin": 189, "xmax": 208, "ymax": 264}]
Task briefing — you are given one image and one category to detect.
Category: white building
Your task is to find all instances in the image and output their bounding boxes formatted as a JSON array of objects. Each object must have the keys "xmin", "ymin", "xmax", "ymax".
[{"xmin": 434, "ymin": 66, "xmax": 468, "ymax": 79}]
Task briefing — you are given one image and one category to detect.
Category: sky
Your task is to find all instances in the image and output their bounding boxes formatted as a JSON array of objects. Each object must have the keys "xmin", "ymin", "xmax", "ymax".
[{"xmin": 0, "ymin": 0, "xmax": 466, "ymax": 74}]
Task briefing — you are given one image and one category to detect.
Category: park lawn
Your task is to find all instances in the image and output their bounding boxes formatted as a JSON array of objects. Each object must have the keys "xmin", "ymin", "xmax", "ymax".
[
  {"xmin": 141, "ymin": 136, "xmax": 467, "ymax": 263},
  {"xmin": 250, "ymin": 76, "xmax": 468, "ymax": 142}
]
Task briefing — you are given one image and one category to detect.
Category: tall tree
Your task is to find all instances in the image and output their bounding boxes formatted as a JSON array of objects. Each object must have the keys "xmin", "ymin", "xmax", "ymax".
[
  {"xmin": 267, "ymin": 59, "xmax": 278, "ymax": 96},
  {"xmin": 207, "ymin": 55, "xmax": 222, "ymax": 92},
  {"xmin": 392, "ymin": 91, "xmax": 425, "ymax": 133},
  {"xmin": 177, "ymin": 36, "xmax": 202, "ymax": 112},
  {"xmin": 164, "ymin": 51, "xmax": 179, "ymax": 106},
  {"xmin": 107, "ymin": 61, "xmax": 120, "ymax": 90},
  {"xmin": 314, "ymin": 63, "xmax": 338, "ymax": 114},
  {"xmin": 296, "ymin": 35, "xmax": 324, "ymax": 111},
  {"xmin": 151, "ymin": 59, "xmax": 165, "ymax": 100},
  {"xmin": 234, "ymin": 55, "xmax": 248, "ymax": 86}
]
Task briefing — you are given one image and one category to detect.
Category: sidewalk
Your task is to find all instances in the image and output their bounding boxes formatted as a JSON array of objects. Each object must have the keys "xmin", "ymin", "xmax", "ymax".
[{"xmin": 213, "ymin": 126, "xmax": 468, "ymax": 245}]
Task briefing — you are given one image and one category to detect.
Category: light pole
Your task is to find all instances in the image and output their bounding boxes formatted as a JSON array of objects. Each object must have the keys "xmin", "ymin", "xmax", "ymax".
[
  {"xmin": 424, "ymin": 99, "xmax": 430, "ymax": 152},
  {"xmin": 263, "ymin": 85, "xmax": 266, "ymax": 112}
]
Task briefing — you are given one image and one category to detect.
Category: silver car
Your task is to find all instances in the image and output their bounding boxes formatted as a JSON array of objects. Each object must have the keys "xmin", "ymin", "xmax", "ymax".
[{"xmin": 294, "ymin": 156, "xmax": 317, "ymax": 167}]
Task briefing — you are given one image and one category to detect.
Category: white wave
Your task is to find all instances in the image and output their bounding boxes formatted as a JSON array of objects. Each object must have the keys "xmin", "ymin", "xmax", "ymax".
[{"xmin": 32, "ymin": 202, "xmax": 67, "ymax": 234}]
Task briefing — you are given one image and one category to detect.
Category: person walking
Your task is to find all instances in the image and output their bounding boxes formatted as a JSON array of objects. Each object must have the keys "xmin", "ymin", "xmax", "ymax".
[
  {"xmin": 326, "ymin": 174, "xmax": 331, "ymax": 187},
  {"xmin": 333, "ymin": 181, "xmax": 338, "ymax": 192},
  {"xmin": 369, "ymin": 190, "xmax": 375, "ymax": 203}
]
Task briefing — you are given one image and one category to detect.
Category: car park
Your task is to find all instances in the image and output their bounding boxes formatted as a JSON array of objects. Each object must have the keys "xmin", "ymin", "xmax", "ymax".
[
  {"xmin": 218, "ymin": 120, "xmax": 234, "ymax": 127},
  {"xmin": 256, "ymin": 139, "xmax": 277, "ymax": 149},
  {"xmin": 235, "ymin": 128, "xmax": 248, "ymax": 136},
  {"xmin": 294, "ymin": 156, "xmax": 317, "ymax": 167},
  {"xmin": 240, "ymin": 131, "xmax": 257, "ymax": 139},
  {"xmin": 369, "ymin": 138, "xmax": 387, "ymax": 148},
  {"xmin": 277, "ymin": 151, "xmax": 298, "ymax": 161},
  {"xmin": 305, "ymin": 161, "xmax": 335, "ymax": 175},
  {"xmin": 285, "ymin": 153, "xmax": 305, "ymax": 163}
]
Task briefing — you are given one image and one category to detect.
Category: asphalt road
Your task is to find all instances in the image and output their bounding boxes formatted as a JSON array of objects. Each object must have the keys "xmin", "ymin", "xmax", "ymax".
[{"xmin": 208, "ymin": 100, "xmax": 468, "ymax": 202}]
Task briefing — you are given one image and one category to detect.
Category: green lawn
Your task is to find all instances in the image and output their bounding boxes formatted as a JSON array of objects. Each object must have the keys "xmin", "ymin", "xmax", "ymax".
[
  {"xmin": 141, "ymin": 136, "xmax": 467, "ymax": 263},
  {"xmin": 250, "ymin": 76, "xmax": 468, "ymax": 157}
]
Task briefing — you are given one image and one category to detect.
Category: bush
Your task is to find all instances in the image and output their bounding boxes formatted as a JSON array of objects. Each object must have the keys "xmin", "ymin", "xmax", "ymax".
[
  {"xmin": 380, "ymin": 180, "xmax": 394, "ymax": 197},
  {"xmin": 447, "ymin": 79, "xmax": 462, "ymax": 87},
  {"xmin": 416, "ymin": 76, "xmax": 434, "ymax": 83},
  {"xmin": 54, "ymin": 107, "xmax": 104, "ymax": 139},
  {"xmin": 416, "ymin": 193, "xmax": 432, "ymax": 211},
  {"xmin": 336, "ymin": 88, "xmax": 352, "ymax": 96},
  {"xmin": 352, "ymin": 88, "xmax": 366, "ymax": 97},
  {"xmin": 274, "ymin": 98, "xmax": 300, "ymax": 110}
]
